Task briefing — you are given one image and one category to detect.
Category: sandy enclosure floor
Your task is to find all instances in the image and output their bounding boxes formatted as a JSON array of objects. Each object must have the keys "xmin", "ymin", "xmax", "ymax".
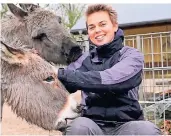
[{"xmin": 1, "ymin": 104, "xmax": 62, "ymax": 135}]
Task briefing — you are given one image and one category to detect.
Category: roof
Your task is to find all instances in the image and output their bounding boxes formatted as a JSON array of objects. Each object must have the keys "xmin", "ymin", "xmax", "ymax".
[{"xmin": 71, "ymin": 4, "xmax": 171, "ymax": 34}]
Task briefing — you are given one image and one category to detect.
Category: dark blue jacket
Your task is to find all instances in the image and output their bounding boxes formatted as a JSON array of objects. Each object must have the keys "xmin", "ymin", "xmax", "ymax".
[{"xmin": 58, "ymin": 28, "xmax": 144, "ymax": 125}]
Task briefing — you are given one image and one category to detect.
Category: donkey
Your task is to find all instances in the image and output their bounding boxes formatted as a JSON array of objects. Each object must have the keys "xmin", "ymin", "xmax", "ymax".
[
  {"xmin": 1, "ymin": 41, "xmax": 82, "ymax": 130},
  {"xmin": 1, "ymin": 4, "xmax": 82, "ymax": 65}
]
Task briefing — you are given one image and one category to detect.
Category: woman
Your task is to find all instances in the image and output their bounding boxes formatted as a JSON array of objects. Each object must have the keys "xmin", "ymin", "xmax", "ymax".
[{"xmin": 58, "ymin": 4, "xmax": 162, "ymax": 135}]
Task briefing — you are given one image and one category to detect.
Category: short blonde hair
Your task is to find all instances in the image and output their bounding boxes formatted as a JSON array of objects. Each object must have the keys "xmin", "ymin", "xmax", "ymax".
[{"xmin": 85, "ymin": 4, "xmax": 118, "ymax": 24}]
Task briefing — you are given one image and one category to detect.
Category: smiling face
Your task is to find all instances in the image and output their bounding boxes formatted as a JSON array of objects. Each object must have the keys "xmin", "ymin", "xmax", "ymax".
[{"xmin": 87, "ymin": 11, "xmax": 118, "ymax": 46}]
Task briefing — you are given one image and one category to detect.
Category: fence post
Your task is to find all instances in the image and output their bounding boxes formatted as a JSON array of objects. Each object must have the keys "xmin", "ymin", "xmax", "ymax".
[{"xmin": 136, "ymin": 35, "xmax": 142, "ymax": 52}]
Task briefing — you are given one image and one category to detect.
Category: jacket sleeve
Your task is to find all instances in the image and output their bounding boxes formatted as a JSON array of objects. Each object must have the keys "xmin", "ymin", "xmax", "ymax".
[
  {"xmin": 58, "ymin": 47, "xmax": 144, "ymax": 94},
  {"xmin": 59, "ymin": 52, "xmax": 89, "ymax": 93}
]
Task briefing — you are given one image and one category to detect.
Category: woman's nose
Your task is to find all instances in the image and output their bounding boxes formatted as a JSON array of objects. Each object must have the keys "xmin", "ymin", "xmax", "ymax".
[{"xmin": 95, "ymin": 26, "xmax": 101, "ymax": 33}]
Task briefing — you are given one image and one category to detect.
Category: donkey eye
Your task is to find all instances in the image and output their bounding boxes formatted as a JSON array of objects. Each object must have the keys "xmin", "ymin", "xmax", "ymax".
[
  {"xmin": 33, "ymin": 33, "xmax": 46, "ymax": 41},
  {"xmin": 44, "ymin": 76, "xmax": 55, "ymax": 82}
]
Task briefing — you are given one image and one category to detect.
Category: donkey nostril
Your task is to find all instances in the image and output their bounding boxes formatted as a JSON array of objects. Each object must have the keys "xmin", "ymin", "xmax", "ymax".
[
  {"xmin": 70, "ymin": 46, "xmax": 82, "ymax": 53},
  {"xmin": 65, "ymin": 53, "xmax": 69, "ymax": 56}
]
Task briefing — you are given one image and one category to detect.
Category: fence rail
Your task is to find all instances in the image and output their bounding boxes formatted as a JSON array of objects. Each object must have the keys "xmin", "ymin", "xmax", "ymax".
[{"xmin": 126, "ymin": 32, "xmax": 171, "ymax": 132}]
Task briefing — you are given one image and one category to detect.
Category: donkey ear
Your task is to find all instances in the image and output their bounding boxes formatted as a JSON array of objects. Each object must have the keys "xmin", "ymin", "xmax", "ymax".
[
  {"xmin": 1, "ymin": 41, "xmax": 26, "ymax": 65},
  {"xmin": 7, "ymin": 4, "xmax": 28, "ymax": 20},
  {"xmin": 19, "ymin": 4, "xmax": 39, "ymax": 12}
]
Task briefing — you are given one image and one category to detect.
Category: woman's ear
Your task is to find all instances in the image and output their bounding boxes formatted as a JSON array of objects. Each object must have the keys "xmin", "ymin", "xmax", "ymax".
[{"xmin": 113, "ymin": 22, "xmax": 118, "ymax": 32}]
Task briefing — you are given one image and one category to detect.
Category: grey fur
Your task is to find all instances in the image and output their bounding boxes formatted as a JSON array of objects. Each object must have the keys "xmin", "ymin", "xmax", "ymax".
[
  {"xmin": 1, "ymin": 4, "xmax": 82, "ymax": 65},
  {"xmin": 1, "ymin": 42, "xmax": 70, "ymax": 130}
]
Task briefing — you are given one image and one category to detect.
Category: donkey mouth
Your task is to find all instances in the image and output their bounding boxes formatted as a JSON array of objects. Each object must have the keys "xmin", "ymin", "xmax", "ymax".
[{"xmin": 66, "ymin": 46, "xmax": 82, "ymax": 64}]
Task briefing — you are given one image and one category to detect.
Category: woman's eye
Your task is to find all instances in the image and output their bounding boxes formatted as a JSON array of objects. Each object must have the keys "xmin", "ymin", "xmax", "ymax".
[
  {"xmin": 44, "ymin": 76, "xmax": 55, "ymax": 82},
  {"xmin": 88, "ymin": 27, "xmax": 95, "ymax": 30},
  {"xmin": 101, "ymin": 23, "xmax": 106, "ymax": 27}
]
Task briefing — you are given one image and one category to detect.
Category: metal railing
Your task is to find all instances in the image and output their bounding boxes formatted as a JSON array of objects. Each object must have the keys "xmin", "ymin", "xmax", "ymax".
[{"xmin": 124, "ymin": 32, "xmax": 171, "ymax": 132}]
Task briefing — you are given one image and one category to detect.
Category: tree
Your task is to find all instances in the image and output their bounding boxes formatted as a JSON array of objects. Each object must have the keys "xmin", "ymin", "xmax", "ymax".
[
  {"xmin": 45, "ymin": 4, "xmax": 86, "ymax": 30},
  {"xmin": 60, "ymin": 4, "xmax": 86, "ymax": 29},
  {"xmin": 1, "ymin": 4, "xmax": 8, "ymax": 18}
]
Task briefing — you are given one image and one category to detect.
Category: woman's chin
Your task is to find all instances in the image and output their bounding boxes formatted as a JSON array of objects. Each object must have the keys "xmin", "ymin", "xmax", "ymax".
[{"xmin": 94, "ymin": 41, "xmax": 105, "ymax": 46}]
